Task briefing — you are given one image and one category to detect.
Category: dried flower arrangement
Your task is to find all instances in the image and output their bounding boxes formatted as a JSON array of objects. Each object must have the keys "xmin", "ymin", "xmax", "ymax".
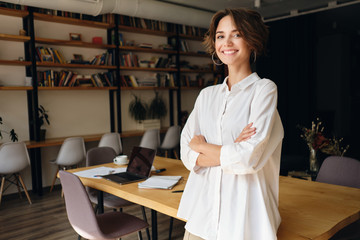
[{"xmin": 297, "ymin": 118, "xmax": 349, "ymax": 156}]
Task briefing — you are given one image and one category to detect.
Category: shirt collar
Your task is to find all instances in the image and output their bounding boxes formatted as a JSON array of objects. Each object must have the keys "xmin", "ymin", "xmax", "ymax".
[{"xmin": 221, "ymin": 72, "xmax": 260, "ymax": 93}]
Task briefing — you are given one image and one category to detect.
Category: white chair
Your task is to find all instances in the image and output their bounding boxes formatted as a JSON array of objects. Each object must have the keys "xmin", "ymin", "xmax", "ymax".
[
  {"xmin": 50, "ymin": 137, "xmax": 86, "ymax": 192},
  {"xmin": 98, "ymin": 132, "xmax": 122, "ymax": 155},
  {"xmin": 0, "ymin": 142, "xmax": 32, "ymax": 205},
  {"xmin": 139, "ymin": 129, "xmax": 160, "ymax": 150},
  {"xmin": 159, "ymin": 125, "xmax": 181, "ymax": 159}
]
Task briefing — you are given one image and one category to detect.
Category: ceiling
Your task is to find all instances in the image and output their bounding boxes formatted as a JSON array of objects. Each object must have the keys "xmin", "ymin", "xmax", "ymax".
[{"xmin": 157, "ymin": 0, "xmax": 360, "ymax": 21}]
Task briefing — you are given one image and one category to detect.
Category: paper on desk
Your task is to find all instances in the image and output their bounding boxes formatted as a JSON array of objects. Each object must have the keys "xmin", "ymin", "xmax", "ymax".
[
  {"xmin": 138, "ymin": 175, "xmax": 182, "ymax": 189},
  {"xmin": 74, "ymin": 166, "xmax": 126, "ymax": 179}
]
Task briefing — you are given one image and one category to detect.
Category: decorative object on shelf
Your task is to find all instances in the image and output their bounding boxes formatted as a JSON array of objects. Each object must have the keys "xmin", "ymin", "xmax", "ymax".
[
  {"xmin": 148, "ymin": 91, "xmax": 167, "ymax": 120},
  {"xmin": 129, "ymin": 95, "xmax": 147, "ymax": 122},
  {"xmin": 19, "ymin": 29, "xmax": 26, "ymax": 36},
  {"xmin": 298, "ymin": 118, "xmax": 350, "ymax": 173},
  {"xmin": 0, "ymin": 117, "xmax": 18, "ymax": 142},
  {"xmin": 69, "ymin": 33, "xmax": 82, "ymax": 41},
  {"xmin": 38, "ymin": 105, "xmax": 50, "ymax": 141},
  {"xmin": 92, "ymin": 36, "xmax": 103, "ymax": 44}
]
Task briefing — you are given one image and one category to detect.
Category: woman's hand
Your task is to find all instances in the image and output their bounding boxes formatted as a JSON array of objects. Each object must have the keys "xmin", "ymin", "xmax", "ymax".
[
  {"xmin": 189, "ymin": 135, "xmax": 206, "ymax": 153},
  {"xmin": 234, "ymin": 123, "xmax": 256, "ymax": 143}
]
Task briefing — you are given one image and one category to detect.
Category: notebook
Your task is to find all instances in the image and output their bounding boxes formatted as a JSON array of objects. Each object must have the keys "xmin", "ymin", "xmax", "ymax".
[{"xmin": 102, "ymin": 146, "xmax": 156, "ymax": 185}]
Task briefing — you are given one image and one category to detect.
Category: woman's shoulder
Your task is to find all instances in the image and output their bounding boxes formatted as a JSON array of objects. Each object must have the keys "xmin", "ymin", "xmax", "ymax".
[{"xmin": 254, "ymin": 77, "xmax": 277, "ymax": 91}]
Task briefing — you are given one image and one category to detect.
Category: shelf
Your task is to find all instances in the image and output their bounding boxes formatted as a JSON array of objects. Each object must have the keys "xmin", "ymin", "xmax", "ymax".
[
  {"xmin": 0, "ymin": 7, "xmax": 28, "ymax": 17},
  {"xmin": 180, "ymin": 68, "xmax": 213, "ymax": 73},
  {"xmin": 36, "ymin": 62, "xmax": 116, "ymax": 69},
  {"xmin": 179, "ymin": 34, "xmax": 204, "ymax": 41},
  {"xmin": 118, "ymin": 25, "xmax": 173, "ymax": 37},
  {"xmin": 35, "ymin": 37, "xmax": 115, "ymax": 49},
  {"xmin": 38, "ymin": 86, "xmax": 117, "ymax": 90},
  {"xmin": 0, "ymin": 86, "xmax": 32, "ymax": 90},
  {"xmin": 119, "ymin": 45, "xmax": 176, "ymax": 55},
  {"xmin": 180, "ymin": 51, "xmax": 209, "ymax": 57},
  {"xmin": 120, "ymin": 66, "xmax": 177, "ymax": 72},
  {"xmin": 0, "ymin": 59, "xmax": 31, "ymax": 66},
  {"xmin": 181, "ymin": 86, "xmax": 203, "ymax": 90},
  {"xmin": 33, "ymin": 12, "xmax": 113, "ymax": 29},
  {"xmin": 0, "ymin": 33, "xmax": 30, "ymax": 42},
  {"xmin": 120, "ymin": 86, "xmax": 178, "ymax": 90}
]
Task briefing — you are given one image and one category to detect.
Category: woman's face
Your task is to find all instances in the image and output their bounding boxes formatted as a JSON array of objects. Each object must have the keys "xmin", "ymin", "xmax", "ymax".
[{"xmin": 215, "ymin": 15, "xmax": 251, "ymax": 67}]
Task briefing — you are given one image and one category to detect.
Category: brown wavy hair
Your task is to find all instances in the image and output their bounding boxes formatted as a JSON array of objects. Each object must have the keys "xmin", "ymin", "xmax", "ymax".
[{"xmin": 203, "ymin": 8, "xmax": 269, "ymax": 57}]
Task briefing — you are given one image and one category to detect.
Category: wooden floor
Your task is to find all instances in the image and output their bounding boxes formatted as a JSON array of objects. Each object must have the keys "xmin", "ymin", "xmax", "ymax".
[{"xmin": 0, "ymin": 188, "xmax": 185, "ymax": 240}]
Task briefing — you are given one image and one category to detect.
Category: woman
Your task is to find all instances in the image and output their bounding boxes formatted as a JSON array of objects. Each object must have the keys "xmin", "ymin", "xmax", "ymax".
[{"xmin": 178, "ymin": 8, "xmax": 284, "ymax": 240}]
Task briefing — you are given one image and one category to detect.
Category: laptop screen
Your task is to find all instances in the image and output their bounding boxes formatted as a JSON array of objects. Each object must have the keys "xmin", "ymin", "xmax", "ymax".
[{"xmin": 127, "ymin": 146, "xmax": 156, "ymax": 177}]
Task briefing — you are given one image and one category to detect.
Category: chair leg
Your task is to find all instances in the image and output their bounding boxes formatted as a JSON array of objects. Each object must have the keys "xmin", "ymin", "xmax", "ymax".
[
  {"xmin": 173, "ymin": 150, "xmax": 179, "ymax": 160},
  {"xmin": 14, "ymin": 174, "xmax": 22, "ymax": 199},
  {"xmin": 0, "ymin": 176, "xmax": 5, "ymax": 206},
  {"xmin": 78, "ymin": 235, "xmax": 82, "ymax": 240},
  {"xmin": 141, "ymin": 206, "xmax": 151, "ymax": 240},
  {"xmin": 169, "ymin": 217, "xmax": 174, "ymax": 240},
  {"xmin": 18, "ymin": 174, "xmax": 32, "ymax": 204},
  {"xmin": 50, "ymin": 169, "xmax": 59, "ymax": 192},
  {"xmin": 137, "ymin": 230, "xmax": 143, "ymax": 240}
]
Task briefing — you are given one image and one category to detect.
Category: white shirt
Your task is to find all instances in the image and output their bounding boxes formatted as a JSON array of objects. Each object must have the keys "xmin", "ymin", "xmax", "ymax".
[{"xmin": 178, "ymin": 73, "xmax": 284, "ymax": 240}]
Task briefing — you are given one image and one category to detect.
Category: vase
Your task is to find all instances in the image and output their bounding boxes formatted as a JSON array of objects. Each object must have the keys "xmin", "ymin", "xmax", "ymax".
[{"xmin": 309, "ymin": 146, "xmax": 319, "ymax": 173}]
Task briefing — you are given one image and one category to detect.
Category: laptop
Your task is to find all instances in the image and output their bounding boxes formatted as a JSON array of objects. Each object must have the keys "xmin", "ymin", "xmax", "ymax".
[{"xmin": 102, "ymin": 146, "xmax": 156, "ymax": 185}]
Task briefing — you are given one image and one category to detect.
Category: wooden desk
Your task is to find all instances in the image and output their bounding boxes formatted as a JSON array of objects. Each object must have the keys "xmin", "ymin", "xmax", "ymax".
[
  {"xmin": 70, "ymin": 157, "xmax": 360, "ymax": 240},
  {"xmin": 16, "ymin": 129, "xmax": 168, "ymax": 195}
]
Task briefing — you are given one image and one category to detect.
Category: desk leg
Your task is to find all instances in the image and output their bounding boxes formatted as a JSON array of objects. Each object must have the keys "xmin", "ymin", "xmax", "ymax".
[
  {"xmin": 151, "ymin": 209, "xmax": 158, "ymax": 240},
  {"xmin": 97, "ymin": 191, "xmax": 104, "ymax": 214}
]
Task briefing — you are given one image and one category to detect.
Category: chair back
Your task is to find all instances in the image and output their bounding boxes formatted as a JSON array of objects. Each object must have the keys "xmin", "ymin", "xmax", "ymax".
[
  {"xmin": 140, "ymin": 129, "xmax": 160, "ymax": 150},
  {"xmin": 160, "ymin": 125, "xmax": 181, "ymax": 150},
  {"xmin": 59, "ymin": 170, "xmax": 104, "ymax": 239},
  {"xmin": 0, "ymin": 142, "xmax": 30, "ymax": 174},
  {"xmin": 86, "ymin": 146, "xmax": 117, "ymax": 166},
  {"xmin": 316, "ymin": 156, "xmax": 360, "ymax": 188},
  {"xmin": 98, "ymin": 133, "xmax": 122, "ymax": 155},
  {"xmin": 56, "ymin": 137, "xmax": 86, "ymax": 166}
]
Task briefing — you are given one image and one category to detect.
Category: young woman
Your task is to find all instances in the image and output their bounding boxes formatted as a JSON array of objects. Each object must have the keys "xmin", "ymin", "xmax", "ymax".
[{"xmin": 178, "ymin": 8, "xmax": 284, "ymax": 240}]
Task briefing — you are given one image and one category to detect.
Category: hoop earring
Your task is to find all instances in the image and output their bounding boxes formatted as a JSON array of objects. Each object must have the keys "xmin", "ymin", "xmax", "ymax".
[
  {"xmin": 253, "ymin": 51, "xmax": 257, "ymax": 63},
  {"xmin": 212, "ymin": 52, "xmax": 223, "ymax": 66}
]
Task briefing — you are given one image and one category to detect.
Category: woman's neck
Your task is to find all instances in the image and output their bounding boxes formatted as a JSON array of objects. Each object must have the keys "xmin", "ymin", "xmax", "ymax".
[{"xmin": 226, "ymin": 64, "xmax": 252, "ymax": 90}]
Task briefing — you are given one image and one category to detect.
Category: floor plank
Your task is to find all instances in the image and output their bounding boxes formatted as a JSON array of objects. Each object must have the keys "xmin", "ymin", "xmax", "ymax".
[{"xmin": 0, "ymin": 189, "xmax": 185, "ymax": 240}]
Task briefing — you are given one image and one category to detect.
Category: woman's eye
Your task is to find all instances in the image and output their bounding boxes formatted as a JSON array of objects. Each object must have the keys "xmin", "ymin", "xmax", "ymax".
[
  {"xmin": 234, "ymin": 33, "xmax": 241, "ymax": 37},
  {"xmin": 216, "ymin": 35, "xmax": 224, "ymax": 39}
]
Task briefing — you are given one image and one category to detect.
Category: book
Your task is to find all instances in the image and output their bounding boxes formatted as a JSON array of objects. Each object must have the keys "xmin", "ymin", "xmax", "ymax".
[{"xmin": 138, "ymin": 176, "xmax": 182, "ymax": 189}]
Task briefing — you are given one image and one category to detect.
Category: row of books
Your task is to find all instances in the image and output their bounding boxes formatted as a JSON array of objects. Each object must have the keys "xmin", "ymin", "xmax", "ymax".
[
  {"xmin": 35, "ymin": 46, "xmax": 114, "ymax": 66},
  {"xmin": 120, "ymin": 73, "xmax": 176, "ymax": 87},
  {"xmin": 37, "ymin": 70, "xmax": 114, "ymax": 87},
  {"xmin": 179, "ymin": 25, "xmax": 207, "ymax": 37},
  {"xmin": 118, "ymin": 15, "xmax": 176, "ymax": 33},
  {"xmin": 35, "ymin": 46, "xmax": 66, "ymax": 63},
  {"xmin": 31, "ymin": 7, "xmax": 112, "ymax": 23}
]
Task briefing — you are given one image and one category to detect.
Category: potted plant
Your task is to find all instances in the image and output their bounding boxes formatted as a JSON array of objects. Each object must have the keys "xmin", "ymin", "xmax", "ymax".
[
  {"xmin": 38, "ymin": 105, "xmax": 50, "ymax": 140},
  {"xmin": 0, "ymin": 116, "xmax": 18, "ymax": 142},
  {"xmin": 129, "ymin": 95, "xmax": 147, "ymax": 123},
  {"xmin": 148, "ymin": 91, "xmax": 167, "ymax": 120}
]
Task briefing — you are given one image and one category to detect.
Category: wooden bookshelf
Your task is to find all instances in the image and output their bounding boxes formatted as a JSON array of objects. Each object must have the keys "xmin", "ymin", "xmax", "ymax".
[
  {"xmin": 180, "ymin": 68, "xmax": 213, "ymax": 73},
  {"xmin": 0, "ymin": 33, "xmax": 30, "ymax": 42},
  {"xmin": 36, "ymin": 62, "xmax": 117, "ymax": 69},
  {"xmin": 0, "ymin": 7, "xmax": 28, "ymax": 17},
  {"xmin": 120, "ymin": 86, "xmax": 178, "ymax": 90},
  {"xmin": 0, "ymin": 59, "xmax": 31, "ymax": 66},
  {"xmin": 119, "ymin": 45, "xmax": 176, "ymax": 55},
  {"xmin": 0, "ymin": 86, "xmax": 32, "ymax": 90},
  {"xmin": 179, "ymin": 34, "xmax": 204, "ymax": 41},
  {"xmin": 33, "ymin": 12, "xmax": 113, "ymax": 29},
  {"xmin": 118, "ymin": 25, "xmax": 173, "ymax": 37},
  {"xmin": 38, "ymin": 86, "xmax": 117, "ymax": 90},
  {"xmin": 35, "ymin": 37, "xmax": 115, "ymax": 49},
  {"xmin": 180, "ymin": 51, "xmax": 209, "ymax": 57},
  {"xmin": 120, "ymin": 66, "xmax": 177, "ymax": 72}
]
